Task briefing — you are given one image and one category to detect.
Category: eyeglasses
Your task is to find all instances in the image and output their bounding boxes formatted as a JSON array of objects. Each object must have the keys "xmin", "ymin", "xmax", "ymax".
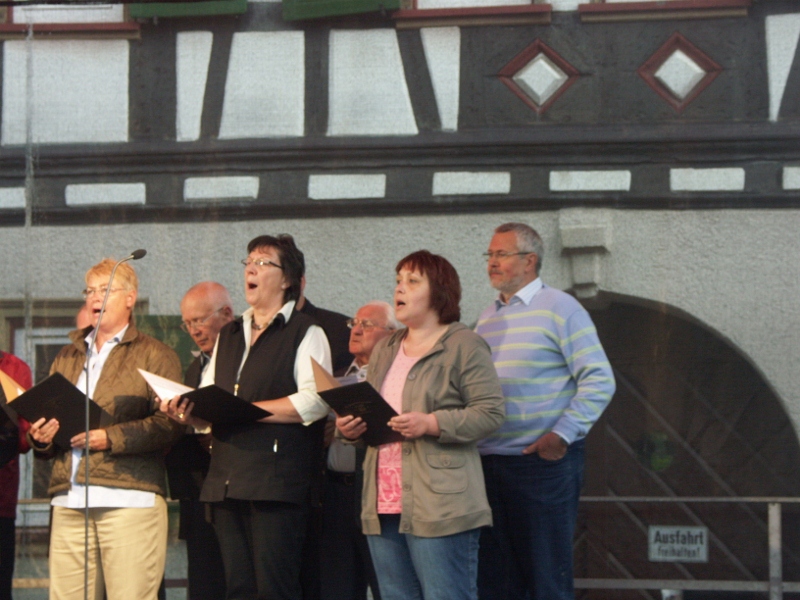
[
  {"xmin": 482, "ymin": 251, "xmax": 533, "ymax": 262},
  {"xmin": 82, "ymin": 287, "xmax": 124, "ymax": 299},
  {"xmin": 180, "ymin": 307, "xmax": 226, "ymax": 333},
  {"xmin": 241, "ymin": 258, "xmax": 284, "ymax": 270},
  {"xmin": 347, "ymin": 318, "xmax": 393, "ymax": 331}
]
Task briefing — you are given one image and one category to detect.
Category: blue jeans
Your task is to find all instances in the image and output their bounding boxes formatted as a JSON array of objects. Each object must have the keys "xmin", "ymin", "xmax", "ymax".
[
  {"xmin": 367, "ymin": 514, "xmax": 479, "ymax": 600},
  {"xmin": 477, "ymin": 440, "xmax": 585, "ymax": 600}
]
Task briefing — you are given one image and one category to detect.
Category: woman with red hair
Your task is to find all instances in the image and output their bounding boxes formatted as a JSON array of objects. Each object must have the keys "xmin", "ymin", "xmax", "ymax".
[{"xmin": 337, "ymin": 250, "xmax": 504, "ymax": 600}]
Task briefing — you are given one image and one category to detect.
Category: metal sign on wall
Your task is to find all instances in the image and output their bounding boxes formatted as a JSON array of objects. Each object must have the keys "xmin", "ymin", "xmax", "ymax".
[{"xmin": 648, "ymin": 526, "xmax": 709, "ymax": 563}]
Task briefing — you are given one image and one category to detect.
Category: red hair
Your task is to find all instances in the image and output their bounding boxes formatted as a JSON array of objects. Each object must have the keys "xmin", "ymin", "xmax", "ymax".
[{"xmin": 396, "ymin": 250, "xmax": 461, "ymax": 324}]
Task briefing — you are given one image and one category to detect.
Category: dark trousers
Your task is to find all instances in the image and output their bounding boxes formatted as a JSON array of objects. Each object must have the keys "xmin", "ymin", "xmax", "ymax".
[
  {"xmin": 319, "ymin": 473, "xmax": 381, "ymax": 600},
  {"xmin": 300, "ymin": 503, "xmax": 322, "ymax": 600},
  {"xmin": 477, "ymin": 440, "xmax": 585, "ymax": 600},
  {"xmin": 180, "ymin": 499, "xmax": 227, "ymax": 600},
  {"xmin": 214, "ymin": 499, "xmax": 308, "ymax": 600},
  {"xmin": 0, "ymin": 518, "xmax": 14, "ymax": 600}
]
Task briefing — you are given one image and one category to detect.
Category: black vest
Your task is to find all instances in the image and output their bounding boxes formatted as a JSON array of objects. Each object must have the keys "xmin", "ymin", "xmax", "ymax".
[{"xmin": 201, "ymin": 310, "xmax": 322, "ymax": 504}]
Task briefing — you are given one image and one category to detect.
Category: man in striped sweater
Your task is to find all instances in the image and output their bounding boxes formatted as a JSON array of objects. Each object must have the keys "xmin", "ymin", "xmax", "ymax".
[{"xmin": 475, "ymin": 222, "xmax": 615, "ymax": 600}]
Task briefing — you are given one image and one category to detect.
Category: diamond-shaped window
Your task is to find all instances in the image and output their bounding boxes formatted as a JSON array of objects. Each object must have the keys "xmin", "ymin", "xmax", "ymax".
[
  {"xmin": 499, "ymin": 40, "xmax": 579, "ymax": 115},
  {"xmin": 638, "ymin": 32, "xmax": 722, "ymax": 113}
]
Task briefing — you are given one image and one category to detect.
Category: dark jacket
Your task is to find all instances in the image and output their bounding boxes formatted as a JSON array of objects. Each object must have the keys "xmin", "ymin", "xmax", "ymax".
[
  {"xmin": 165, "ymin": 355, "xmax": 211, "ymax": 500},
  {"xmin": 299, "ymin": 299, "xmax": 353, "ymax": 374}
]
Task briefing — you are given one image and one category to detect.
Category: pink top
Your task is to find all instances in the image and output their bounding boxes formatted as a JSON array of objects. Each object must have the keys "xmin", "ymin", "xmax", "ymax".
[{"xmin": 376, "ymin": 343, "xmax": 420, "ymax": 514}]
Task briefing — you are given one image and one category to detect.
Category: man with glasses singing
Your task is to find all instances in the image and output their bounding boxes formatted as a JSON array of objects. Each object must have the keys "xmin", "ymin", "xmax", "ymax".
[
  {"xmin": 475, "ymin": 223, "xmax": 615, "ymax": 600},
  {"xmin": 28, "ymin": 258, "xmax": 184, "ymax": 600},
  {"xmin": 320, "ymin": 301, "xmax": 397, "ymax": 600},
  {"xmin": 166, "ymin": 282, "xmax": 233, "ymax": 600}
]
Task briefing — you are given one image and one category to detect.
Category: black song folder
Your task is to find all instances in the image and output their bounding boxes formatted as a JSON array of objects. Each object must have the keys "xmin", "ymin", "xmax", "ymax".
[
  {"xmin": 318, "ymin": 382, "xmax": 404, "ymax": 447},
  {"xmin": 138, "ymin": 369, "xmax": 271, "ymax": 426},
  {"xmin": 9, "ymin": 373, "xmax": 107, "ymax": 450},
  {"xmin": 311, "ymin": 359, "xmax": 403, "ymax": 447},
  {"xmin": 182, "ymin": 386, "xmax": 271, "ymax": 425}
]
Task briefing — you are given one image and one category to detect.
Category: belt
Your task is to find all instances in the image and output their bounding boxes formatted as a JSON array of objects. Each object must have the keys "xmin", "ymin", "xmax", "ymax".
[{"xmin": 327, "ymin": 469, "xmax": 356, "ymax": 485}]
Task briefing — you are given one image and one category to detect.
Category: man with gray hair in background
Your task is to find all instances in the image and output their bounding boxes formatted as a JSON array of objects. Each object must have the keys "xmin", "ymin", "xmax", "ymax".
[
  {"xmin": 475, "ymin": 223, "xmax": 615, "ymax": 600},
  {"xmin": 166, "ymin": 281, "xmax": 234, "ymax": 600},
  {"xmin": 320, "ymin": 301, "xmax": 398, "ymax": 600}
]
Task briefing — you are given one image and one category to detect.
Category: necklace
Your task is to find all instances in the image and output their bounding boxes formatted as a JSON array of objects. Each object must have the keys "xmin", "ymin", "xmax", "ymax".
[{"xmin": 251, "ymin": 320, "xmax": 268, "ymax": 331}]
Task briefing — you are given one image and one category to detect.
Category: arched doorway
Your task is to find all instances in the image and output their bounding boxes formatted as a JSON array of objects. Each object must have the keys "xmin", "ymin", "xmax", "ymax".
[{"xmin": 577, "ymin": 294, "xmax": 800, "ymax": 599}]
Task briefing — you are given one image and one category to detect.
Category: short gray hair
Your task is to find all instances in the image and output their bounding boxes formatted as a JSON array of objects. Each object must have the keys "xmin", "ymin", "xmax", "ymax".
[
  {"xmin": 363, "ymin": 300, "xmax": 399, "ymax": 330},
  {"xmin": 495, "ymin": 222, "xmax": 544, "ymax": 274}
]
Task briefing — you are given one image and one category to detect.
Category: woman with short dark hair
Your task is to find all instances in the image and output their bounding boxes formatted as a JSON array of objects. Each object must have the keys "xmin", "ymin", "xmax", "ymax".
[
  {"xmin": 337, "ymin": 250, "xmax": 504, "ymax": 600},
  {"xmin": 163, "ymin": 234, "xmax": 332, "ymax": 600}
]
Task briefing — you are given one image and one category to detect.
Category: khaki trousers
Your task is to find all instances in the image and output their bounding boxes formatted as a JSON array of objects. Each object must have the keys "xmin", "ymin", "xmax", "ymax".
[{"xmin": 49, "ymin": 495, "xmax": 167, "ymax": 600}]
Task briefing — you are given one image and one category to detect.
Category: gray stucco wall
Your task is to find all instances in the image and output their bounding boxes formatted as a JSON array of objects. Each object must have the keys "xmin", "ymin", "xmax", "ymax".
[{"xmin": 2, "ymin": 208, "xmax": 799, "ymax": 433}]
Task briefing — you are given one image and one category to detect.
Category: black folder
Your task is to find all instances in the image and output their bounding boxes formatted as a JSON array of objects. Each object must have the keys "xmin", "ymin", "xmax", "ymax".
[
  {"xmin": 9, "ymin": 373, "xmax": 107, "ymax": 450},
  {"xmin": 318, "ymin": 382, "xmax": 404, "ymax": 447},
  {"xmin": 182, "ymin": 385, "xmax": 271, "ymax": 425}
]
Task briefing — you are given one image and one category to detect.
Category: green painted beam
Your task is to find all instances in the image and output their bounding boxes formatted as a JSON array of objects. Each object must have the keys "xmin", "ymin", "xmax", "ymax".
[
  {"xmin": 129, "ymin": 0, "xmax": 247, "ymax": 19},
  {"xmin": 282, "ymin": 0, "xmax": 399, "ymax": 21}
]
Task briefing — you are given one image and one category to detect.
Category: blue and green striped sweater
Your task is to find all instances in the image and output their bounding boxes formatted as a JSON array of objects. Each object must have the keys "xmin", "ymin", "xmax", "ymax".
[{"xmin": 475, "ymin": 281, "xmax": 615, "ymax": 455}]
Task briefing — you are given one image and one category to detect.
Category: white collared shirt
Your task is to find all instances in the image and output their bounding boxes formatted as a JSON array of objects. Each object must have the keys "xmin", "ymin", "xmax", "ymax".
[
  {"xmin": 52, "ymin": 324, "xmax": 156, "ymax": 509},
  {"xmin": 201, "ymin": 300, "xmax": 332, "ymax": 424},
  {"xmin": 495, "ymin": 277, "xmax": 543, "ymax": 308}
]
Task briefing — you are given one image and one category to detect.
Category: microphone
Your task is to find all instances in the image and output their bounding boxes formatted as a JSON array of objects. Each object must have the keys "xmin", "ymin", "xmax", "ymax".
[{"xmin": 130, "ymin": 249, "xmax": 147, "ymax": 260}]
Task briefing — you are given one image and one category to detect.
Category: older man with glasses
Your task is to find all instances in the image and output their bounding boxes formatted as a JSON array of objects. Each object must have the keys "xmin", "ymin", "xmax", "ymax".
[
  {"xmin": 475, "ymin": 223, "xmax": 615, "ymax": 600},
  {"xmin": 320, "ymin": 301, "xmax": 397, "ymax": 600},
  {"xmin": 166, "ymin": 282, "xmax": 234, "ymax": 600}
]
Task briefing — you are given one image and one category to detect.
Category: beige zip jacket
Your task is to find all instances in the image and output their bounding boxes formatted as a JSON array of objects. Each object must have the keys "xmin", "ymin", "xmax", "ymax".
[{"xmin": 361, "ymin": 322, "xmax": 504, "ymax": 538}]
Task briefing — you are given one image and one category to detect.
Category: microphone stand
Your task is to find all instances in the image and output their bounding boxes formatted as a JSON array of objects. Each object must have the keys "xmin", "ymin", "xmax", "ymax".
[{"xmin": 82, "ymin": 250, "xmax": 146, "ymax": 600}]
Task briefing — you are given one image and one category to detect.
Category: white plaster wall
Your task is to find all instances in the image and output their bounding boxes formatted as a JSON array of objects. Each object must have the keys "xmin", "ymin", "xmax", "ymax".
[
  {"xmin": 433, "ymin": 172, "xmax": 511, "ymax": 195},
  {"xmin": 549, "ymin": 0, "xmax": 580, "ymax": 10},
  {"xmin": 11, "ymin": 4, "xmax": 125, "ymax": 23},
  {"xmin": 184, "ymin": 176, "xmax": 259, "ymax": 201},
  {"xmin": 1, "ymin": 210, "xmax": 800, "ymax": 439},
  {"xmin": 176, "ymin": 31, "xmax": 214, "ymax": 143},
  {"xmin": 0, "ymin": 188, "xmax": 26, "ymax": 209},
  {"xmin": 550, "ymin": 170, "xmax": 631, "ymax": 192},
  {"xmin": 218, "ymin": 31, "xmax": 305, "ymax": 139},
  {"xmin": 766, "ymin": 13, "xmax": 800, "ymax": 122},
  {"xmin": 65, "ymin": 183, "xmax": 146, "ymax": 206},
  {"xmin": 2, "ymin": 39, "xmax": 129, "ymax": 145},
  {"xmin": 327, "ymin": 30, "xmax": 418, "ymax": 137},
  {"xmin": 420, "ymin": 27, "xmax": 461, "ymax": 132},
  {"xmin": 308, "ymin": 174, "xmax": 387, "ymax": 200}
]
